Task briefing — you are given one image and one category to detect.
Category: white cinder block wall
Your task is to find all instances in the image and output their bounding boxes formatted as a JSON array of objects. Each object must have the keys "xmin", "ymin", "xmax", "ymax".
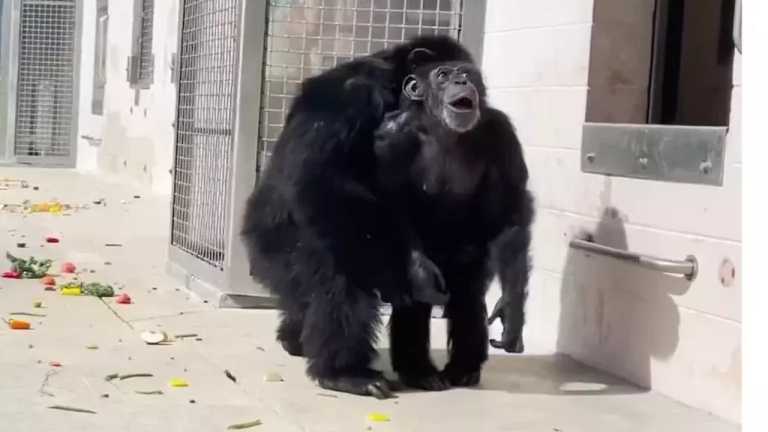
[
  {"xmin": 482, "ymin": 0, "xmax": 741, "ymax": 423},
  {"xmin": 77, "ymin": 0, "xmax": 179, "ymax": 194}
]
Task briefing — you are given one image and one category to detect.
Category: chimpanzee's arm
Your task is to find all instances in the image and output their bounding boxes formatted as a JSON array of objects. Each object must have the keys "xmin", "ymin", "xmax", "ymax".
[{"xmin": 477, "ymin": 108, "xmax": 534, "ymax": 353}]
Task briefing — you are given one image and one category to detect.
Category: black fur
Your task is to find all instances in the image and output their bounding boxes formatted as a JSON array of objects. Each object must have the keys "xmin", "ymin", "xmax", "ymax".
[
  {"xmin": 241, "ymin": 36, "xmax": 474, "ymax": 398},
  {"xmin": 373, "ymin": 59, "xmax": 534, "ymax": 388}
]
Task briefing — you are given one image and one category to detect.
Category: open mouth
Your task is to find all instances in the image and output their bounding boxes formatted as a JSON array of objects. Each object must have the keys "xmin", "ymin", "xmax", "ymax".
[{"xmin": 448, "ymin": 96, "xmax": 475, "ymax": 111}]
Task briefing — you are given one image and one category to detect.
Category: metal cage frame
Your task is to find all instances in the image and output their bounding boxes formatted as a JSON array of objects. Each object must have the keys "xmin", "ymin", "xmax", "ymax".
[
  {"xmin": 168, "ymin": 0, "xmax": 486, "ymax": 308},
  {"xmin": 127, "ymin": 0, "xmax": 155, "ymax": 89},
  {"xmin": 0, "ymin": 0, "xmax": 82, "ymax": 168}
]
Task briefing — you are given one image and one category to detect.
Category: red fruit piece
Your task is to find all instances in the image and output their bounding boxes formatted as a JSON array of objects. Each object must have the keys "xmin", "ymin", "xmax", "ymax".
[
  {"xmin": 41, "ymin": 276, "xmax": 56, "ymax": 286},
  {"xmin": 49, "ymin": 361, "xmax": 62, "ymax": 367},
  {"xmin": 2, "ymin": 271, "xmax": 21, "ymax": 279},
  {"xmin": 45, "ymin": 236, "xmax": 60, "ymax": 243},
  {"xmin": 60, "ymin": 262, "xmax": 76, "ymax": 273},
  {"xmin": 115, "ymin": 293, "xmax": 132, "ymax": 304}
]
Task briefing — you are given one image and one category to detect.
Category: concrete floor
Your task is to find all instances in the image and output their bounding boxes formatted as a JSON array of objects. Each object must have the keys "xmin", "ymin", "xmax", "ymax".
[{"xmin": 0, "ymin": 169, "xmax": 738, "ymax": 431}]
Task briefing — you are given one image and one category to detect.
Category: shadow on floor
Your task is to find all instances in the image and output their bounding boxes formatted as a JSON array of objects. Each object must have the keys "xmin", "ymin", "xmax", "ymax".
[{"xmin": 374, "ymin": 349, "xmax": 644, "ymax": 396}]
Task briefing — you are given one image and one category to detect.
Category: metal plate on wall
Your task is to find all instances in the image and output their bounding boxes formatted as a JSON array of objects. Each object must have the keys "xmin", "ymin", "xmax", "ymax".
[{"xmin": 581, "ymin": 123, "xmax": 727, "ymax": 186}]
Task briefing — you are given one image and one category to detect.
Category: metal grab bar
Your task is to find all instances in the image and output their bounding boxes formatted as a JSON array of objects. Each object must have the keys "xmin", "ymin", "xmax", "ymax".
[{"xmin": 569, "ymin": 239, "xmax": 698, "ymax": 281}]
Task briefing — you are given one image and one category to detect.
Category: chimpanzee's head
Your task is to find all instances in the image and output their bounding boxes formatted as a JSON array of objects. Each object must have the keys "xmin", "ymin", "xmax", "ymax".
[{"xmin": 402, "ymin": 48, "xmax": 487, "ymax": 133}]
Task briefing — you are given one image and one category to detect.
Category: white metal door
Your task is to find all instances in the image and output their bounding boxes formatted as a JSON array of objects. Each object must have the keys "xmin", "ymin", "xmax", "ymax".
[{"xmin": 12, "ymin": 0, "xmax": 79, "ymax": 167}]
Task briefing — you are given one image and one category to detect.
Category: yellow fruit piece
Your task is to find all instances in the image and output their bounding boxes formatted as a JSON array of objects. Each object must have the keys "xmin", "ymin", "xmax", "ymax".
[
  {"xmin": 31, "ymin": 203, "xmax": 49, "ymax": 212},
  {"xmin": 169, "ymin": 378, "xmax": 189, "ymax": 388},
  {"xmin": 366, "ymin": 413, "xmax": 390, "ymax": 422},
  {"xmin": 60, "ymin": 287, "xmax": 82, "ymax": 296},
  {"xmin": 263, "ymin": 371, "xmax": 284, "ymax": 382}
]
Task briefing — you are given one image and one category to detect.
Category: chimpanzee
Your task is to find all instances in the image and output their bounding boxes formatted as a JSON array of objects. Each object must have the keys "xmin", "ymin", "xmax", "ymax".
[
  {"xmin": 373, "ymin": 48, "xmax": 534, "ymax": 389},
  {"xmin": 241, "ymin": 35, "xmax": 530, "ymax": 399}
]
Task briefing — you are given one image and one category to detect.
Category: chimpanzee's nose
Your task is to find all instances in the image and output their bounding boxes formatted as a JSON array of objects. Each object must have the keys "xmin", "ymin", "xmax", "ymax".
[{"xmin": 453, "ymin": 74, "xmax": 468, "ymax": 85}]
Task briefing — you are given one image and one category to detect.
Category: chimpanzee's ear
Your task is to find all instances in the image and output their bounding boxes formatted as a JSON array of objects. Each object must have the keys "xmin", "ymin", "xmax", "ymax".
[
  {"xmin": 407, "ymin": 48, "xmax": 437, "ymax": 70},
  {"xmin": 402, "ymin": 74, "xmax": 425, "ymax": 101}
]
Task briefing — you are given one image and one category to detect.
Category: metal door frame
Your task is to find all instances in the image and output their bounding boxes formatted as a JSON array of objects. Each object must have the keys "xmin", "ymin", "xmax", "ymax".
[
  {"xmin": 168, "ymin": 0, "xmax": 273, "ymax": 307},
  {"xmin": 1, "ymin": 0, "xmax": 81, "ymax": 167},
  {"xmin": 0, "ymin": 0, "xmax": 19, "ymax": 162},
  {"xmin": 169, "ymin": 0, "xmax": 486, "ymax": 308}
]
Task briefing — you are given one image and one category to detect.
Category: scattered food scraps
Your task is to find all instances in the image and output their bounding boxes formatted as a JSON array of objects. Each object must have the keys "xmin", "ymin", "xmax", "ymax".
[
  {"xmin": 169, "ymin": 378, "xmax": 189, "ymax": 388},
  {"xmin": 119, "ymin": 373, "xmax": 154, "ymax": 380},
  {"xmin": 141, "ymin": 330, "xmax": 168, "ymax": 344},
  {"xmin": 86, "ymin": 345, "xmax": 99, "ymax": 350},
  {"xmin": 366, "ymin": 413, "xmax": 391, "ymax": 422},
  {"xmin": 174, "ymin": 333, "xmax": 198, "ymax": 339},
  {"xmin": 9, "ymin": 312, "xmax": 46, "ymax": 317},
  {"xmin": 263, "ymin": 371, "xmax": 284, "ymax": 382},
  {"xmin": 83, "ymin": 282, "xmax": 114, "ymax": 298},
  {"xmin": 16, "ymin": 242, "xmax": 26, "ymax": 248},
  {"xmin": 41, "ymin": 276, "xmax": 56, "ymax": 286},
  {"xmin": 33, "ymin": 301, "xmax": 42, "ymax": 308},
  {"xmin": 6, "ymin": 253, "xmax": 53, "ymax": 278},
  {"xmin": 115, "ymin": 293, "xmax": 132, "ymax": 304},
  {"xmin": 104, "ymin": 243, "xmax": 123, "ymax": 247},
  {"xmin": 227, "ymin": 420, "xmax": 262, "ymax": 430},
  {"xmin": 60, "ymin": 262, "xmax": 76, "ymax": 273},
  {"xmin": 60, "ymin": 286, "xmax": 82, "ymax": 296},
  {"xmin": 104, "ymin": 373, "xmax": 119, "ymax": 382},
  {"xmin": 45, "ymin": 236, "xmax": 60, "ymax": 244},
  {"xmin": 49, "ymin": 361, "xmax": 62, "ymax": 367},
  {"xmin": 316, "ymin": 393, "xmax": 339, "ymax": 398},
  {"xmin": 8, "ymin": 319, "xmax": 31, "ymax": 330},
  {"xmin": 225, "ymin": 369, "xmax": 237, "ymax": 384},
  {"xmin": 135, "ymin": 390, "xmax": 163, "ymax": 395},
  {"xmin": 0, "ymin": 178, "xmax": 29, "ymax": 189},
  {"xmin": 47, "ymin": 405, "xmax": 97, "ymax": 415}
]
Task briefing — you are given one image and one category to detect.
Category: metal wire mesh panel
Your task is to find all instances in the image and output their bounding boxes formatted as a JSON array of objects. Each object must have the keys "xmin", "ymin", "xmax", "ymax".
[
  {"xmin": 138, "ymin": 0, "xmax": 154, "ymax": 82},
  {"xmin": 171, "ymin": 0, "xmax": 240, "ymax": 269},
  {"xmin": 257, "ymin": 0, "xmax": 463, "ymax": 171},
  {"xmin": 13, "ymin": 0, "xmax": 76, "ymax": 161}
]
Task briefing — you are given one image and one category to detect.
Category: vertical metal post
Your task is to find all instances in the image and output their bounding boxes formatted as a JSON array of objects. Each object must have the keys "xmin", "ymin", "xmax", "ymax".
[{"xmin": 225, "ymin": 0, "xmax": 272, "ymax": 303}]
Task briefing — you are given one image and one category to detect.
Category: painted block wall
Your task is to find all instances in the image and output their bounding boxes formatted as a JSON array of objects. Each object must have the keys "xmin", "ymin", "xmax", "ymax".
[
  {"xmin": 482, "ymin": 0, "xmax": 741, "ymax": 423},
  {"xmin": 77, "ymin": 0, "xmax": 179, "ymax": 194}
]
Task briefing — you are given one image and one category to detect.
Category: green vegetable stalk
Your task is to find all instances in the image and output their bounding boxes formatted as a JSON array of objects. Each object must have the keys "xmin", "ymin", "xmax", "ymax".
[{"xmin": 6, "ymin": 253, "xmax": 52, "ymax": 279}]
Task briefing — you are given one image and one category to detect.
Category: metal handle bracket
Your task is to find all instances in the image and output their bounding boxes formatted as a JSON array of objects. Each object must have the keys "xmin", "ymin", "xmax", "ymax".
[{"xmin": 569, "ymin": 239, "xmax": 697, "ymax": 281}]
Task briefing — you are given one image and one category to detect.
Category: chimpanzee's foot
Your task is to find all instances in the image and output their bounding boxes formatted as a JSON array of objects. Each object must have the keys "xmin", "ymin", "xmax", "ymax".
[{"xmin": 317, "ymin": 370, "xmax": 396, "ymax": 399}]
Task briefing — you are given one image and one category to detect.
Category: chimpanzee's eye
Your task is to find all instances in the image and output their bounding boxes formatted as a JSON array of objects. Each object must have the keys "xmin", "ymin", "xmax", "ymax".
[{"xmin": 437, "ymin": 70, "xmax": 449, "ymax": 81}]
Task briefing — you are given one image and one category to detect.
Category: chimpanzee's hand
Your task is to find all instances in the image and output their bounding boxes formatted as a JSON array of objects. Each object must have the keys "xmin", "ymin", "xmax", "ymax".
[
  {"xmin": 408, "ymin": 251, "xmax": 449, "ymax": 306},
  {"xmin": 487, "ymin": 294, "xmax": 525, "ymax": 353}
]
